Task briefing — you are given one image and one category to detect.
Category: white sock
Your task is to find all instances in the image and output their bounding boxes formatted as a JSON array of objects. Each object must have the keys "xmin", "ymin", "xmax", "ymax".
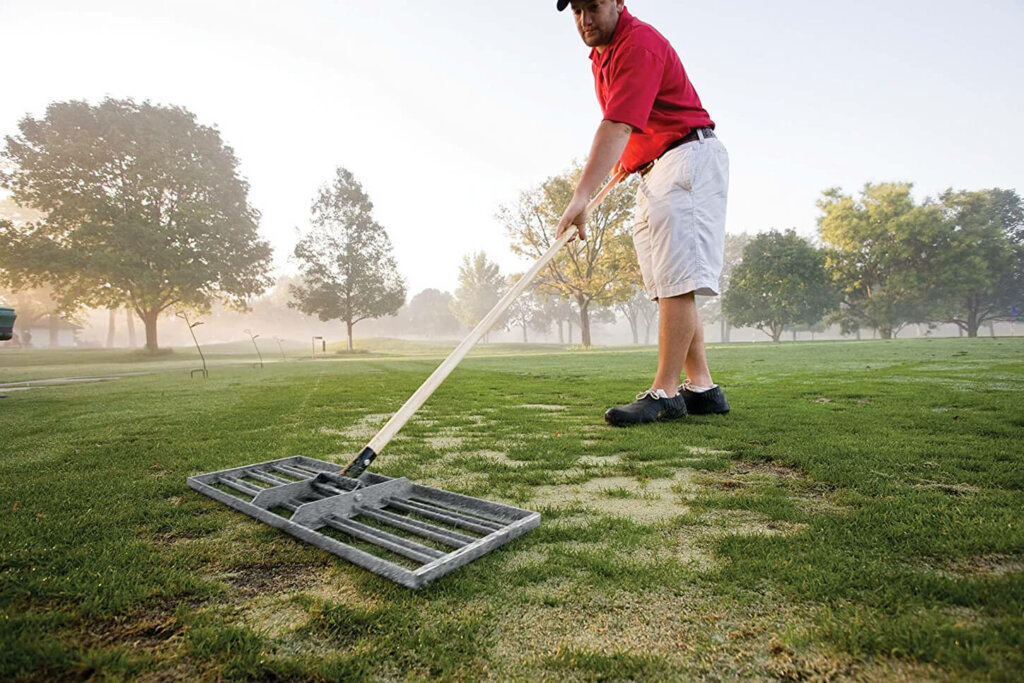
[{"xmin": 684, "ymin": 382, "xmax": 716, "ymax": 393}]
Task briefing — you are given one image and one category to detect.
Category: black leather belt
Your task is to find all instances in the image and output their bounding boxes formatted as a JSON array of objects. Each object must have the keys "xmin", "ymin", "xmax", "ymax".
[{"xmin": 637, "ymin": 127, "xmax": 715, "ymax": 177}]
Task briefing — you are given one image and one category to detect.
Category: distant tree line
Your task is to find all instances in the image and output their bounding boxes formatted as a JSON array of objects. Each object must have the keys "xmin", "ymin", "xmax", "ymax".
[
  {"xmin": 723, "ymin": 184, "xmax": 1022, "ymax": 341},
  {"xmin": 1, "ymin": 98, "xmax": 1019, "ymax": 350}
]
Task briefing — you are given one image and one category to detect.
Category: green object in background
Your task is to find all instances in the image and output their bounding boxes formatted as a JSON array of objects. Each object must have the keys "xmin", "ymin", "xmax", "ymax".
[{"xmin": 0, "ymin": 307, "xmax": 15, "ymax": 341}]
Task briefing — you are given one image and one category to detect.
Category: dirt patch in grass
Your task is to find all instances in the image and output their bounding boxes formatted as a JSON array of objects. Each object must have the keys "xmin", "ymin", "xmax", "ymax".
[
  {"xmin": 578, "ymin": 453, "xmax": 623, "ymax": 467},
  {"xmin": 488, "ymin": 590, "xmax": 816, "ymax": 678},
  {"xmin": 425, "ymin": 434, "xmax": 465, "ymax": 451},
  {"xmin": 704, "ymin": 509, "xmax": 809, "ymax": 536},
  {"xmin": 687, "ymin": 446, "xmax": 733, "ymax": 456},
  {"xmin": 237, "ymin": 595, "xmax": 309, "ymax": 639},
  {"xmin": 529, "ymin": 473, "xmax": 694, "ymax": 523},
  {"xmin": 914, "ymin": 480, "xmax": 980, "ymax": 497},
  {"xmin": 730, "ymin": 460, "xmax": 806, "ymax": 479},
  {"xmin": 918, "ymin": 554, "xmax": 1024, "ymax": 580},
  {"xmin": 219, "ymin": 563, "xmax": 317, "ymax": 597},
  {"xmin": 519, "ymin": 404, "xmax": 567, "ymax": 411},
  {"xmin": 94, "ymin": 605, "xmax": 185, "ymax": 653},
  {"xmin": 333, "ymin": 414, "xmax": 391, "ymax": 441}
]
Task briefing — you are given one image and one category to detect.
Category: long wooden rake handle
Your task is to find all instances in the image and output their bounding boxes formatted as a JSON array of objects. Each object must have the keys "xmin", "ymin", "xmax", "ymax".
[{"xmin": 341, "ymin": 170, "xmax": 627, "ymax": 478}]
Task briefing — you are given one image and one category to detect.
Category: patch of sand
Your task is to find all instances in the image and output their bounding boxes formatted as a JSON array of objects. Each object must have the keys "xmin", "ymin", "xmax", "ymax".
[
  {"xmin": 916, "ymin": 554, "xmax": 1024, "ymax": 579},
  {"xmin": 687, "ymin": 446, "xmax": 733, "ymax": 456},
  {"xmin": 333, "ymin": 414, "xmax": 391, "ymax": 441},
  {"xmin": 519, "ymin": 404, "xmax": 567, "ymax": 411},
  {"xmin": 578, "ymin": 454, "xmax": 623, "ymax": 467},
  {"xmin": 529, "ymin": 473, "xmax": 696, "ymax": 523},
  {"xmin": 425, "ymin": 435, "xmax": 465, "ymax": 450}
]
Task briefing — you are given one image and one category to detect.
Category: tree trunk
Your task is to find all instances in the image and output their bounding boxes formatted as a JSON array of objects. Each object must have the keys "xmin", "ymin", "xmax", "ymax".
[
  {"xmin": 568, "ymin": 319, "xmax": 574, "ymax": 345},
  {"xmin": 126, "ymin": 309, "xmax": 137, "ymax": 348},
  {"xmin": 557, "ymin": 320, "xmax": 564, "ymax": 344},
  {"xmin": 856, "ymin": 328, "xmax": 861, "ymax": 340},
  {"xmin": 142, "ymin": 310, "xmax": 159, "ymax": 352},
  {"xmin": 346, "ymin": 321, "xmax": 354, "ymax": 351},
  {"xmin": 989, "ymin": 321, "xmax": 996, "ymax": 337},
  {"xmin": 644, "ymin": 320, "xmax": 652, "ymax": 345},
  {"xmin": 578, "ymin": 298, "xmax": 592, "ymax": 348},
  {"xmin": 521, "ymin": 323, "xmax": 528, "ymax": 343},
  {"xmin": 791, "ymin": 328, "xmax": 797, "ymax": 342},
  {"xmin": 878, "ymin": 327, "xmax": 892, "ymax": 340},
  {"xmin": 630, "ymin": 316, "xmax": 639, "ymax": 345},
  {"xmin": 966, "ymin": 308, "xmax": 979, "ymax": 337},
  {"xmin": 772, "ymin": 327, "xmax": 782, "ymax": 343},
  {"xmin": 107, "ymin": 308, "xmax": 117, "ymax": 348}
]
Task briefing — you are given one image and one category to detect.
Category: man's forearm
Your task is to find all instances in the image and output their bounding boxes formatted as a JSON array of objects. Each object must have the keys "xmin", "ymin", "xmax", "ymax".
[{"xmin": 575, "ymin": 119, "xmax": 633, "ymax": 199}]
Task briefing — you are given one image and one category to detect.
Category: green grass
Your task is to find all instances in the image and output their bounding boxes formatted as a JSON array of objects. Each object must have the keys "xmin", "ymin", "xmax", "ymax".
[{"xmin": 1, "ymin": 337, "xmax": 1022, "ymax": 680}]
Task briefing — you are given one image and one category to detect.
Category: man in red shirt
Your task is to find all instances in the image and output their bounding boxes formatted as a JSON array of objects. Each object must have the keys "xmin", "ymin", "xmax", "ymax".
[{"xmin": 555, "ymin": 0, "xmax": 731, "ymax": 426}]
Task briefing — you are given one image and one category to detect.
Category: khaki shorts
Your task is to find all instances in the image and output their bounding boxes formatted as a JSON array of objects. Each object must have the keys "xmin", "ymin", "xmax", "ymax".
[{"xmin": 632, "ymin": 135, "xmax": 729, "ymax": 300}]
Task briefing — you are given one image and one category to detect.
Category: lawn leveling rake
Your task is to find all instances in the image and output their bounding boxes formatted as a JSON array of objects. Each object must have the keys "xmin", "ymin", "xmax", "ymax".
[{"xmin": 189, "ymin": 172, "xmax": 626, "ymax": 588}]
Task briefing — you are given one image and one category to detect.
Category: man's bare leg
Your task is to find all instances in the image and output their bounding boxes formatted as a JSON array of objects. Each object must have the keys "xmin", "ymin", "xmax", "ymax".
[
  {"xmin": 652, "ymin": 292, "xmax": 712, "ymax": 397},
  {"xmin": 683, "ymin": 311, "xmax": 713, "ymax": 388}
]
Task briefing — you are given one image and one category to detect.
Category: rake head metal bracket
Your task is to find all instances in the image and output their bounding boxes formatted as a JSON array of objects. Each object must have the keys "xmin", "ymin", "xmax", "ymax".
[{"xmin": 188, "ymin": 456, "xmax": 540, "ymax": 588}]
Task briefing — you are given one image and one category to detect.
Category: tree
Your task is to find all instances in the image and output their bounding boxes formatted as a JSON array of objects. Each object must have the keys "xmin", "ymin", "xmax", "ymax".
[
  {"xmin": 817, "ymin": 183, "xmax": 944, "ymax": 339},
  {"xmin": 290, "ymin": 167, "xmax": 407, "ymax": 351},
  {"xmin": 536, "ymin": 292, "xmax": 576, "ymax": 344},
  {"xmin": 450, "ymin": 252, "xmax": 505, "ymax": 341},
  {"xmin": 404, "ymin": 288, "xmax": 461, "ymax": 338},
  {"xmin": 724, "ymin": 229, "xmax": 837, "ymax": 342},
  {"xmin": 502, "ymin": 274, "xmax": 552, "ymax": 343},
  {"xmin": 502, "ymin": 164, "xmax": 638, "ymax": 347},
  {"xmin": 0, "ymin": 98, "xmax": 273, "ymax": 351},
  {"xmin": 615, "ymin": 286, "xmax": 656, "ymax": 344},
  {"xmin": 935, "ymin": 188, "xmax": 1024, "ymax": 337}
]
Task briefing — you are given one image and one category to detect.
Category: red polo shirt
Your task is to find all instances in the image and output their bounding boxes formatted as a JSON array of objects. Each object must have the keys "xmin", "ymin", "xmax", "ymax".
[{"xmin": 591, "ymin": 7, "xmax": 714, "ymax": 173}]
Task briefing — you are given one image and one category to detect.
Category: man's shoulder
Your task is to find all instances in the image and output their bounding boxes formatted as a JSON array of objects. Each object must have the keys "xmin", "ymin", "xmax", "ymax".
[{"xmin": 622, "ymin": 13, "xmax": 672, "ymax": 54}]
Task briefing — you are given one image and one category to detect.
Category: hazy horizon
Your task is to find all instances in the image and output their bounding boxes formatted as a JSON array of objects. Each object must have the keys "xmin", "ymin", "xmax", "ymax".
[{"xmin": 2, "ymin": 0, "xmax": 1022, "ymax": 296}]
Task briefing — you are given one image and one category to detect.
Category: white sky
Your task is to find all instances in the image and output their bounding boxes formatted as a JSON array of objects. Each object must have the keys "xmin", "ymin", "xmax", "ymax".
[{"xmin": 2, "ymin": 0, "xmax": 1022, "ymax": 295}]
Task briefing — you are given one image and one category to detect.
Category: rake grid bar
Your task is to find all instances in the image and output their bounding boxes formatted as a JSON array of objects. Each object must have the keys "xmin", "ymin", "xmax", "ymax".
[{"xmin": 188, "ymin": 456, "xmax": 539, "ymax": 589}]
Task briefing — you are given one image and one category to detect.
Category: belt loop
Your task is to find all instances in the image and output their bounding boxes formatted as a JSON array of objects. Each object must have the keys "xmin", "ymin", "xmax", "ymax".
[{"xmin": 696, "ymin": 127, "xmax": 705, "ymax": 143}]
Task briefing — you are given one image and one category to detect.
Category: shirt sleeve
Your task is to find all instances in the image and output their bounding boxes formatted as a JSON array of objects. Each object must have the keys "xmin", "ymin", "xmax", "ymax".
[{"xmin": 602, "ymin": 45, "xmax": 664, "ymax": 131}]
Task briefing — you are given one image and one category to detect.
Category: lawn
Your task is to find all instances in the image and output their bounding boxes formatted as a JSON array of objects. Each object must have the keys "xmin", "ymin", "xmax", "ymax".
[{"xmin": 1, "ymin": 337, "xmax": 1022, "ymax": 680}]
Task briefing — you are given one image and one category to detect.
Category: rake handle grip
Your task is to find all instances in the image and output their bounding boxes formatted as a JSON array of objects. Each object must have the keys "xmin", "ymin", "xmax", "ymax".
[{"xmin": 341, "ymin": 170, "xmax": 627, "ymax": 478}]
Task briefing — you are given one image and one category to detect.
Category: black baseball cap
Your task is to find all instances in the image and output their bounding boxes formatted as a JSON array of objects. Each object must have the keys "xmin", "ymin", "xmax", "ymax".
[{"xmin": 556, "ymin": 0, "xmax": 571, "ymax": 10}]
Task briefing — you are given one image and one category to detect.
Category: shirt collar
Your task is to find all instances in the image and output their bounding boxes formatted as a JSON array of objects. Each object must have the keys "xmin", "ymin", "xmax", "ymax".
[{"xmin": 589, "ymin": 6, "xmax": 634, "ymax": 62}]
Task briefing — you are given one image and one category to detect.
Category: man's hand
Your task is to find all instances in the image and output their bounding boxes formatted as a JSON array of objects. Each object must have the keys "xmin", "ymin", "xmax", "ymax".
[
  {"xmin": 556, "ymin": 193, "xmax": 590, "ymax": 242},
  {"xmin": 555, "ymin": 119, "xmax": 632, "ymax": 247}
]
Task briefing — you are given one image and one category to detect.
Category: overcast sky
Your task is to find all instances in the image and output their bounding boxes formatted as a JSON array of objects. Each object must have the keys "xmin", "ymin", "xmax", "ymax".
[{"xmin": 2, "ymin": 0, "xmax": 1022, "ymax": 295}]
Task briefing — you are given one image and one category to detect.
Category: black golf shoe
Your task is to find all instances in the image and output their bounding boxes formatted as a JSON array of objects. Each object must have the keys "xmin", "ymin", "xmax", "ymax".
[
  {"xmin": 679, "ymin": 381, "xmax": 730, "ymax": 415},
  {"xmin": 604, "ymin": 388, "xmax": 687, "ymax": 427}
]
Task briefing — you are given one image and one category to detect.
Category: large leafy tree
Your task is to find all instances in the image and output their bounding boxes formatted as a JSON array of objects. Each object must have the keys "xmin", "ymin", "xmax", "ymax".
[
  {"xmin": 450, "ymin": 251, "xmax": 505, "ymax": 341},
  {"xmin": 724, "ymin": 229, "xmax": 837, "ymax": 342},
  {"xmin": 0, "ymin": 98, "xmax": 273, "ymax": 351},
  {"xmin": 404, "ymin": 288, "xmax": 461, "ymax": 338},
  {"xmin": 935, "ymin": 188, "xmax": 1024, "ymax": 336},
  {"xmin": 817, "ymin": 183, "xmax": 945, "ymax": 339},
  {"xmin": 501, "ymin": 164, "xmax": 637, "ymax": 347},
  {"xmin": 290, "ymin": 168, "xmax": 406, "ymax": 351}
]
